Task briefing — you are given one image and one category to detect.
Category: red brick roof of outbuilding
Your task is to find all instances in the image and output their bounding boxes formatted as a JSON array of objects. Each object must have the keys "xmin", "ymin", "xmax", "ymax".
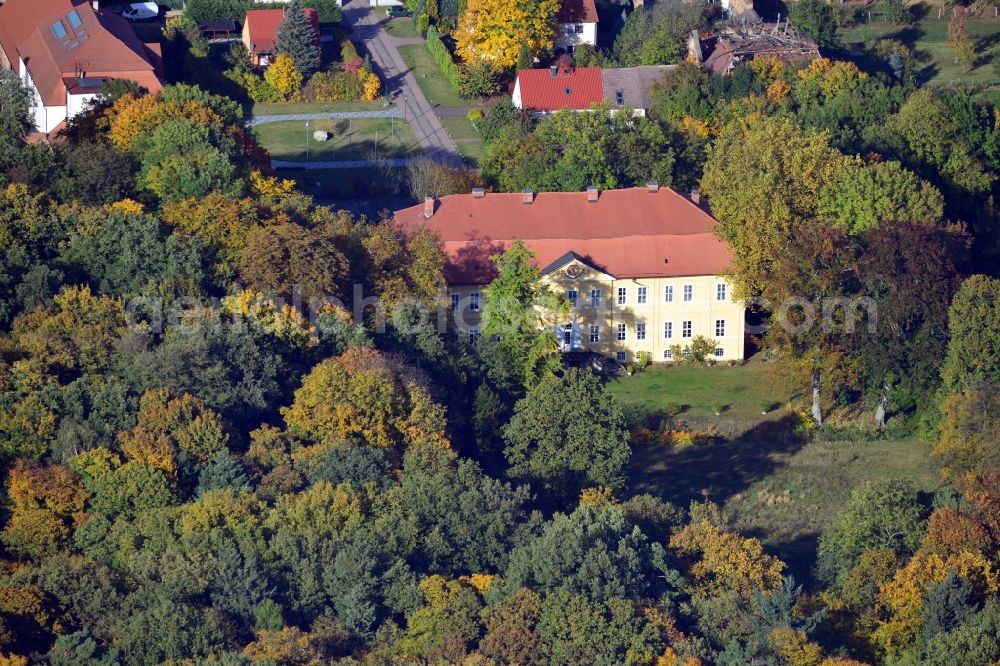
[
  {"xmin": 515, "ymin": 66, "xmax": 604, "ymax": 112},
  {"xmin": 394, "ymin": 187, "xmax": 734, "ymax": 285},
  {"xmin": 0, "ymin": 0, "xmax": 161, "ymax": 105},
  {"xmin": 244, "ymin": 7, "xmax": 319, "ymax": 55},
  {"xmin": 557, "ymin": 0, "xmax": 599, "ymax": 23}
]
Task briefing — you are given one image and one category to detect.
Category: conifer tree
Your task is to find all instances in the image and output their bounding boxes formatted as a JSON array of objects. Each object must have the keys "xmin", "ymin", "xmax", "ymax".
[{"xmin": 276, "ymin": 0, "xmax": 321, "ymax": 76}]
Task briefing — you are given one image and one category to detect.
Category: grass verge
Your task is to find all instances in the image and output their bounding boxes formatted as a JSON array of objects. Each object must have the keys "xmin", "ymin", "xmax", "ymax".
[{"xmin": 398, "ymin": 43, "xmax": 469, "ymax": 108}]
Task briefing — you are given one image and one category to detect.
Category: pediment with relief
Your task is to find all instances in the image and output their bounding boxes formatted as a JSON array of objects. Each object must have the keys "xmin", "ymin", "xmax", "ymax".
[{"xmin": 542, "ymin": 252, "xmax": 615, "ymax": 282}]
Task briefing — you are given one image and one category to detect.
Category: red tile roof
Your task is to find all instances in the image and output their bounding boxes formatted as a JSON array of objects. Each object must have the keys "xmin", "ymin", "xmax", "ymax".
[
  {"xmin": 0, "ymin": 0, "xmax": 161, "ymax": 106},
  {"xmin": 394, "ymin": 188, "xmax": 734, "ymax": 285},
  {"xmin": 244, "ymin": 7, "xmax": 319, "ymax": 55},
  {"xmin": 558, "ymin": 0, "xmax": 599, "ymax": 23},
  {"xmin": 515, "ymin": 66, "xmax": 603, "ymax": 112}
]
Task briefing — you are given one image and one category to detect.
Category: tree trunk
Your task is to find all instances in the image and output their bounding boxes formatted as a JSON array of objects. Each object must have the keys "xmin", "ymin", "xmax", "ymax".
[
  {"xmin": 811, "ymin": 366, "xmax": 823, "ymax": 427},
  {"xmin": 875, "ymin": 379, "xmax": 890, "ymax": 431}
]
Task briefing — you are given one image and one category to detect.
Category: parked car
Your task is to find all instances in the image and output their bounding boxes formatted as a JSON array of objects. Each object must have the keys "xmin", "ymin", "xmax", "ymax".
[
  {"xmin": 121, "ymin": 2, "xmax": 158, "ymax": 20},
  {"xmin": 385, "ymin": 6, "xmax": 412, "ymax": 18}
]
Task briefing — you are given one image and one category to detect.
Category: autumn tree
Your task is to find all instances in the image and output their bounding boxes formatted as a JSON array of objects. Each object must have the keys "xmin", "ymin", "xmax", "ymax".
[
  {"xmin": 669, "ymin": 520, "xmax": 785, "ymax": 598},
  {"xmin": 816, "ymin": 480, "xmax": 924, "ymax": 585},
  {"xmin": 456, "ymin": 0, "xmax": 560, "ymax": 69},
  {"xmin": 264, "ymin": 53, "xmax": 303, "ymax": 100},
  {"xmin": 282, "ymin": 347, "xmax": 449, "ymax": 449}
]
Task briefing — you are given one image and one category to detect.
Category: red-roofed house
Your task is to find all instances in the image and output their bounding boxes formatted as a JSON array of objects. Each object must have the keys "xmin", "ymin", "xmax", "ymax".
[
  {"xmin": 512, "ymin": 65, "xmax": 604, "ymax": 113},
  {"xmin": 394, "ymin": 185, "xmax": 746, "ymax": 363},
  {"xmin": 556, "ymin": 0, "xmax": 598, "ymax": 53},
  {"xmin": 513, "ymin": 64, "xmax": 673, "ymax": 116},
  {"xmin": 0, "ymin": 0, "xmax": 163, "ymax": 135},
  {"xmin": 242, "ymin": 7, "xmax": 319, "ymax": 68}
]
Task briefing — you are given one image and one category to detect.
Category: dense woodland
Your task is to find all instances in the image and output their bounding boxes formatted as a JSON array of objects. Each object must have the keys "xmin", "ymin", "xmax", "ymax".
[{"xmin": 1, "ymin": 0, "xmax": 1000, "ymax": 662}]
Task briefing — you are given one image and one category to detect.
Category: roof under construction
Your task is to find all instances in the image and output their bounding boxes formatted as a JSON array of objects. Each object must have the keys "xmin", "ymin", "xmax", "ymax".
[{"xmin": 692, "ymin": 21, "xmax": 820, "ymax": 76}]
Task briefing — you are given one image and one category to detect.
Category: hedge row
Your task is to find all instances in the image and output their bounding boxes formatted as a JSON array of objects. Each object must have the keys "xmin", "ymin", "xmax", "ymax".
[
  {"xmin": 185, "ymin": 0, "xmax": 342, "ymax": 24},
  {"xmin": 425, "ymin": 26, "xmax": 461, "ymax": 91}
]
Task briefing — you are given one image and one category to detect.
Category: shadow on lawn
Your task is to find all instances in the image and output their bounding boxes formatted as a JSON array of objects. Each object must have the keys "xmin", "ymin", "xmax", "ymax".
[{"xmin": 627, "ymin": 414, "xmax": 808, "ymax": 508}]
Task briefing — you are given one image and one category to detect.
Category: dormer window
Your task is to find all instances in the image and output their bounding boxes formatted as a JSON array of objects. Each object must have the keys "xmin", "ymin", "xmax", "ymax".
[
  {"xmin": 615, "ymin": 91, "xmax": 624, "ymax": 106},
  {"xmin": 565, "ymin": 87, "xmax": 571, "ymax": 96},
  {"xmin": 51, "ymin": 20, "xmax": 68, "ymax": 39},
  {"xmin": 67, "ymin": 10, "xmax": 82, "ymax": 29}
]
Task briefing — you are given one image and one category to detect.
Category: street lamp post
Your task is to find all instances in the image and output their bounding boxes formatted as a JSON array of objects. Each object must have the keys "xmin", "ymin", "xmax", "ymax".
[{"xmin": 305, "ymin": 120, "xmax": 310, "ymax": 160}]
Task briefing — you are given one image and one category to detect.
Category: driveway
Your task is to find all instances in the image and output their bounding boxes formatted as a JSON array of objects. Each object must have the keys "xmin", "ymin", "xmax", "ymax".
[{"xmin": 340, "ymin": 0, "xmax": 464, "ymax": 168}]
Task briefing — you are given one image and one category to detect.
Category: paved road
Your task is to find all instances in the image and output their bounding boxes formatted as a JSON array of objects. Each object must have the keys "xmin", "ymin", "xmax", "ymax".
[
  {"xmin": 249, "ymin": 109, "xmax": 401, "ymax": 127},
  {"xmin": 341, "ymin": 0, "xmax": 464, "ymax": 168}
]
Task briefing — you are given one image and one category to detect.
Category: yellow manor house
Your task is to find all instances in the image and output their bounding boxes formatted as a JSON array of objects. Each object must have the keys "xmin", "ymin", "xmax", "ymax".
[{"xmin": 394, "ymin": 184, "xmax": 746, "ymax": 364}]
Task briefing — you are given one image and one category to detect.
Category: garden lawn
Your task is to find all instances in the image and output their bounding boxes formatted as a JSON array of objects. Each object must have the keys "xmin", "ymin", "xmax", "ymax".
[
  {"xmin": 607, "ymin": 361, "xmax": 796, "ymax": 427},
  {"xmin": 253, "ymin": 117, "xmax": 419, "ymax": 161},
  {"xmin": 398, "ymin": 43, "xmax": 469, "ymax": 108},
  {"xmin": 612, "ymin": 361, "xmax": 941, "ymax": 583},
  {"xmin": 385, "ymin": 18, "xmax": 420, "ymax": 39},
  {"xmin": 251, "ymin": 101, "xmax": 387, "ymax": 116},
  {"xmin": 841, "ymin": 14, "xmax": 1000, "ymax": 86}
]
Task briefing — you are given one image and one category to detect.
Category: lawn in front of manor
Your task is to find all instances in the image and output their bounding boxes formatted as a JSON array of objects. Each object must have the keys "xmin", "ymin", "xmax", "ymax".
[
  {"xmin": 840, "ymin": 12, "xmax": 1000, "ymax": 86},
  {"xmin": 253, "ymin": 117, "xmax": 419, "ymax": 162},
  {"xmin": 610, "ymin": 360, "xmax": 940, "ymax": 582}
]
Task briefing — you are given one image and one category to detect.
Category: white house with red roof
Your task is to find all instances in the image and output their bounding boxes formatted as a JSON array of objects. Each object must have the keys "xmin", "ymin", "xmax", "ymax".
[
  {"xmin": 513, "ymin": 64, "xmax": 674, "ymax": 116},
  {"xmin": 0, "ymin": 0, "xmax": 163, "ymax": 136},
  {"xmin": 556, "ymin": 0, "xmax": 599, "ymax": 53},
  {"xmin": 394, "ymin": 185, "xmax": 746, "ymax": 363}
]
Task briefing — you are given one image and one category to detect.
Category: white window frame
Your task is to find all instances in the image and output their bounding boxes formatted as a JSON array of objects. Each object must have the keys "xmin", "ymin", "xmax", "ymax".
[
  {"xmin": 589, "ymin": 325, "xmax": 600, "ymax": 343},
  {"xmin": 716, "ymin": 283, "xmax": 727, "ymax": 302},
  {"xmin": 469, "ymin": 292, "xmax": 480, "ymax": 312},
  {"xmin": 616, "ymin": 323, "xmax": 626, "ymax": 341},
  {"xmin": 468, "ymin": 328, "xmax": 479, "ymax": 345},
  {"xmin": 636, "ymin": 322, "xmax": 646, "ymax": 341},
  {"xmin": 664, "ymin": 321, "xmax": 673, "ymax": 339},
  {"xmin": 590, "ymin": 288, "xmax": 602, "ymax": 308},
  {"xmin": 714, "ymin": 347, "xmax": 725, "ymax": 357},
  {"xmin": 664, "ymin": 348, "xmax": 672, "ymax": 359},
  {"xmin": 715, "ymin": 319, "xmax": 726, "ymax": 337},
  {"xmin": 567, "ymin": 289, "xmax": 578, "ymax": 309},
  {"xmin": 683, "ymin": 284, "xmax": 693, "ymax": 302},
  {"xmin": 637, "ymin": 286, "xmax": 647, "ymax": 304},
  {"xmin": 617, "ymin": 287, "xmax": 627, "ymax": 306},
  {"xmin": 450, "ymin": 293, "xmax": 460, "ymax": 312},
  {"xmin": 616, "ymin": 350, "xmax": 627, "ymax": 362},
  {"xmin": 664, "ymin": 285, "xmax": 674, "ymax": 303},
  {"xmin": 682, "ymin": 320, "xmax": 692, "ymax": 338}
]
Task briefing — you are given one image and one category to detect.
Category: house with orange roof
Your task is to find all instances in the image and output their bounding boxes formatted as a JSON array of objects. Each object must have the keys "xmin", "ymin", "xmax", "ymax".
[
  {"xmin": 0, "ymin": 0, "xmax": 163, "ymax": 136},
  {"xmin": 556, "ymin": 0, "xmax": 598, "ymax": 54},
  {"xmin": 394, "ymin": 184, "xmax": 746, "ymax": 364},
  {"xmin": 242, "ymin": 7, "xmax": 319, "ymax": 68},
  {"xmin": 512, "ymin": 64, "xmax": 674, "ymax": 116}
]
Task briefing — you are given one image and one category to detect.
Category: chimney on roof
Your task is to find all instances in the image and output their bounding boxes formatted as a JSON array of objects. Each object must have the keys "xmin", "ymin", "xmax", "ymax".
[
  {"xmin": 586, "ymin": 186, "xmax": 599, "ymax": 203},
  {"xmin": 550, "ymin": 65, "xmax": 558, "ymax": 77},
  {"xmin": 646, "ymin": 180, "xmax": 659, "ymax": 193},
  {"xmin": 472, "ymin": 187, "xmax": 485, "ymax": 199},
  {"xmin": 690, "ymin": 188, "xmax": 701, "ymax": 205},
  {"xmin": 521, "ymin": 189, "xmax": 534, "ymax": 204},
  {"xmin": 423, "ymin": 196, "xmax": 435, "ymax": 219}
]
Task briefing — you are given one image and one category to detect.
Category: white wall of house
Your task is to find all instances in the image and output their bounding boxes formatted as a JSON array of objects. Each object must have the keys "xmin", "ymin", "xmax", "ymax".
[
  {"xmin": 512, "ymin": 78, "xmax": 523, "ymax": 109},
  {"xmin": 67, "ymin": 91, "xmax": 98, "ymax": 119},
  {"xmin": 554, "ymin": 21, "xmax": 597, "ymax": 52},
  {"xmin": 20, "ymin": 57, "xmax": 67, "ymax": 134}
]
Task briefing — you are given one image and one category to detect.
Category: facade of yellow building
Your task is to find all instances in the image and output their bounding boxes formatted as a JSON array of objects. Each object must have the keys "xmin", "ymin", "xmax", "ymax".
[{"xmin": 395, "ymin": 185, "xmax": 747, "ymax": 364}]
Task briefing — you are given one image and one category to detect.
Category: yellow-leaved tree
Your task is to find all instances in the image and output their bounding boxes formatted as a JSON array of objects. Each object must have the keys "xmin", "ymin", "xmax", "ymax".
[
  {"xmin": 264, "ymin": 53, "xmax": 304, "ymax": 100},
  {"xmin": 456, "ymin": 0, "xmax": 560, "ymax": 69}
]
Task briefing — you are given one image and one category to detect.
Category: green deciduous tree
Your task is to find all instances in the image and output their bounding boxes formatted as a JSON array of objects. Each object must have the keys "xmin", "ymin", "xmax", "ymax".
[
  {"xmin": 790, "ymin": 0, "xmax": 839, "ymax": 47},
  {"xmin": 0, "ymin": 69, "xmax": 35, "ymax": 164},
  {"xmin": 503, "ymin": 368, "xmax": 630, "ymax": 497}
]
